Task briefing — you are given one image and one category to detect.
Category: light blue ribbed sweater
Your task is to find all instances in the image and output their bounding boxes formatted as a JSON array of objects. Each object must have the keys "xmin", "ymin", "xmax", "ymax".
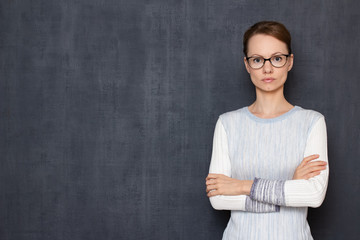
[{"xmin": 209, "ymin": 106, "xmax": 329, "ymax": 240}]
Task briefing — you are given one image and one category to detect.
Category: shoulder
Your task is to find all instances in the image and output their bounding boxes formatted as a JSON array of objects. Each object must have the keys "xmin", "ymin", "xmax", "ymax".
[
  {"xmin": 295, "ymin": 106, "xmax": 324, "ymax": 121},
  {"xmin": 218, "ymin": 106, "xmax": 247, "ymax": 123},
  {"xmin": 294, "ymin": 106, "xmax": 326, "ymax": 133}
]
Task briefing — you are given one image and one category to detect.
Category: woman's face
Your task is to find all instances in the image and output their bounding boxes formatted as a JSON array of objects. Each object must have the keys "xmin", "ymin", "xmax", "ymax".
[{"xmin": 244, "ymin": 34, "xmax": 294, "ymax": 93}]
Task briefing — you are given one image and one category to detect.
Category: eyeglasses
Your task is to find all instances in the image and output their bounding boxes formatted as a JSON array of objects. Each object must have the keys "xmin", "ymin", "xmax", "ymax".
[{"xmin": 246, "ymin": 54, "xmax": 290, "ymax": 69}]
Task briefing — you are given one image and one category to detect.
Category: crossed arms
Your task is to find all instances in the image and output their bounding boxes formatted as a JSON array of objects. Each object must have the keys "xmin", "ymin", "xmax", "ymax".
[{"xmin": 206, "ymin": 117, "xmax": 329, "ymax": 212}]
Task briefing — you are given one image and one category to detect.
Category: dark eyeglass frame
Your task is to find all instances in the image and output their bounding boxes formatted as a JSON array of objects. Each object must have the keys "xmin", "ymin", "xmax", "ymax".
[{"xmin": 246, "ymin": 54, "xmax": 291, "ymax": 69}]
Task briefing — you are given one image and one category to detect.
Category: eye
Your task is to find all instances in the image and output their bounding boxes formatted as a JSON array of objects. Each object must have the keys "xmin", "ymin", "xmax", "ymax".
[
  {"xmin": 252, "ymin": 57, "xmax": 263, "ymax": 63},
  {"xmin": 272, "ymin": 55, "xmax": 284, "ymax": 62}
]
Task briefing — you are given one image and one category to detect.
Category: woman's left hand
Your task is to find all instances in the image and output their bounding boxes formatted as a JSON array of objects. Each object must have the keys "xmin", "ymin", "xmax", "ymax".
[{"xmin": 206, "ymin": 174, "xmax": 253, "ymax": 197}]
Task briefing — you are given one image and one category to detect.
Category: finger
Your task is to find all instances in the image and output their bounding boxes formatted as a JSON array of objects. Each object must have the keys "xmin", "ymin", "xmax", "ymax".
[
  {"xmin": 206, "ymin": 173, "xmax": 223, "ymax": 180},
  {"xmin": 298, "ymin": 164, "xmax": 326, "ymax": 177},
  {"xmin": 208, "ymin": 188, "xmax": 223, "ymax": 197},
  {"xmin": 308, "ymin": 160, "xmax": 327, "ymax": 164},
  {"xmin": 206, "ymin": 181, "xmax": 219, "ymax": 191},
  {"xmin": 207, "ymin": 174, "xmax": 229, "ymax": 182},
  {"xmin": 300, "ymin": 154, "xmax": 320, "ymax": 166},
  {"xmin": 312, "ymin": 161, "xmax": 327, "ymax": 165},
  {"xmin": 299, "ymin": 154, "xmax": 319, "ymax": 167},
  {"xmin": 205, "ymin": 175, "xmax": 213, "ymax": 181},
  {"xmin": 307, "ymin": 165, "xmax": 327, "ymax": 173},
  {"xmin": 207, "ymin": 189, "xmax": 218, "ymax": 197},
  {"xmin": 206, "ymin": 179, "xmax": 216, "ymax": 186},
  {"xmin": 305, "ymin": 161, "xmax": 327, "ymax": 169}
]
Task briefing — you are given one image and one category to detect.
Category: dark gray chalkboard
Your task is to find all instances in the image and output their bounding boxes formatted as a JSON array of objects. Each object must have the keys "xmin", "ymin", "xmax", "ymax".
[{"xmin": 1, "ymin": 0, "xmax": 359, "ymax": 239}]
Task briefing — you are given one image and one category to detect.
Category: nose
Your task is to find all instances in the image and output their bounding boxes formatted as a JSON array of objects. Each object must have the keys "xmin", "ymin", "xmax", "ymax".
[{"xmin": 263, "ymin": 59, "xmax": 273, "ymax": 73}]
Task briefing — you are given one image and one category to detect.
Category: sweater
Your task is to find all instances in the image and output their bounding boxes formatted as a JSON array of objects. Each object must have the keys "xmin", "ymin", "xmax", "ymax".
[{"xmin": 208, "ymin": 106, "xmax": 329, "ymax": 240}]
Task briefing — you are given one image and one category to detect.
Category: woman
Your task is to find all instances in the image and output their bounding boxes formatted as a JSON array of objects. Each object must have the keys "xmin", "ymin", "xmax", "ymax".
[{"xmin": 205, "ymin": 21, "xmax": 329, "ymax": 239}]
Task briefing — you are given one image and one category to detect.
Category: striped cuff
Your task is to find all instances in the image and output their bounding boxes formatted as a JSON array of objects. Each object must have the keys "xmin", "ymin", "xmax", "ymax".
[
  {"xmin": 250, "ymin": 178, "xmax": 286, "ymax": 206},
  {"xmin": 245, "ymin": 196, "xmax": 280, "ymax": 213}
]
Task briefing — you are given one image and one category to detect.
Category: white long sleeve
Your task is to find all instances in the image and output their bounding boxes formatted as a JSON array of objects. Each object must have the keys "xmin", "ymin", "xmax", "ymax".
[{"xmin": 284, "ymin": 117, "xmax": 329, "ymax": 207}]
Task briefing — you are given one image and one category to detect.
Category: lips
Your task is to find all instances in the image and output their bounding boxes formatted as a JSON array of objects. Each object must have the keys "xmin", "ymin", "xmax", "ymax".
[{"xmin": 262, "ymin": 78, "xmax": 275, "ymax": 83}]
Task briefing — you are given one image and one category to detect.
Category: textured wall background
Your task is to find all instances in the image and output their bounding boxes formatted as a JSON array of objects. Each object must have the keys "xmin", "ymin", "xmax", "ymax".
[{"xmin": 1, "ymin": 0, "xmax": 359, "ymax": 239}]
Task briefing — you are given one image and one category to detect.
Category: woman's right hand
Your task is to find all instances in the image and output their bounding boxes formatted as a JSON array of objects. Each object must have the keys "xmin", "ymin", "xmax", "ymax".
[{"xmin": 292, "ymin": 154, "xmax": 327, "ymax": 180}]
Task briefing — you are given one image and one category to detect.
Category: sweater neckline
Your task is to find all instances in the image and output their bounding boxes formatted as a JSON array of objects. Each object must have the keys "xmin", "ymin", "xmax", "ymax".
[{"xmin": 244, "ymin": 105, "xmax": 301, "ymax": 123}]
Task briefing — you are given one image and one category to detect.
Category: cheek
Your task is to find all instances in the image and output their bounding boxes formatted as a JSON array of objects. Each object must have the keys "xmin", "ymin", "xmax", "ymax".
[
  {"xmin": 279, "ymin": 70, "xmax": 289, "ymax": 82},
  {"xmin": 248, "ymin": 70, "xmax": 262, "ymax": 80},
  {"xmin": 248, "ymin": 71, "xmax": 262, "ymax": 85}
]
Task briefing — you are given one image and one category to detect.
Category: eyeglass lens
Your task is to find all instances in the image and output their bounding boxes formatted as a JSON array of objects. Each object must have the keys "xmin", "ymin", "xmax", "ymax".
[{"xmin": 248, "ymin": 55, "xmax": 288, "ymax": 69}]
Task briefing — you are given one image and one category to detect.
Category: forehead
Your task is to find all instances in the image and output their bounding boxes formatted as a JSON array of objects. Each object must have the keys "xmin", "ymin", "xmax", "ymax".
[{"xmin": 247, "ymin": 34, "xmax": 288, "ymax": 56}]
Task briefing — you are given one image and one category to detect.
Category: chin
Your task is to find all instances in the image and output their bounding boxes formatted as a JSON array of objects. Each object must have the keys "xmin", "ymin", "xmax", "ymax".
[{"xmin": 256, "ymin": 84, "xmax": 284, "ymax": 93}]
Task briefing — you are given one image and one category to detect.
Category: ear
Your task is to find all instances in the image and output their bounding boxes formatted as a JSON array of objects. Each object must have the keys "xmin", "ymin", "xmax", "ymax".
[
  {"xmin": 244, "ymin": 57, "xmax": 251, "ymax": 73},
  {"xmin": 287, "ymin": 54, "xmax": 294, "ymax": 71}
]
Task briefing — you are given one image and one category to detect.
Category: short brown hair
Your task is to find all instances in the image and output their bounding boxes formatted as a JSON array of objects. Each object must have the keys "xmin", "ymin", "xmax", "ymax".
[{"xmin": 243, "ymin": 21, "xmax": 292, "ymax": 56}]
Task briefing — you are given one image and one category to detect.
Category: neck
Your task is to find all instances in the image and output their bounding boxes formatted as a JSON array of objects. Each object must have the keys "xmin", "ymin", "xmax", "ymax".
[{"xmin": 249, "ymin": 86, "xmax": 293, "ymax": 118}]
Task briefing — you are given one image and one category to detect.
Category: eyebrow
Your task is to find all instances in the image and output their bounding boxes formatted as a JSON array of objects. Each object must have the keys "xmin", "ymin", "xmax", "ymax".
[{"xmin": 248, "ymin": 52, "xmax": 287, "ymax": 58}]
